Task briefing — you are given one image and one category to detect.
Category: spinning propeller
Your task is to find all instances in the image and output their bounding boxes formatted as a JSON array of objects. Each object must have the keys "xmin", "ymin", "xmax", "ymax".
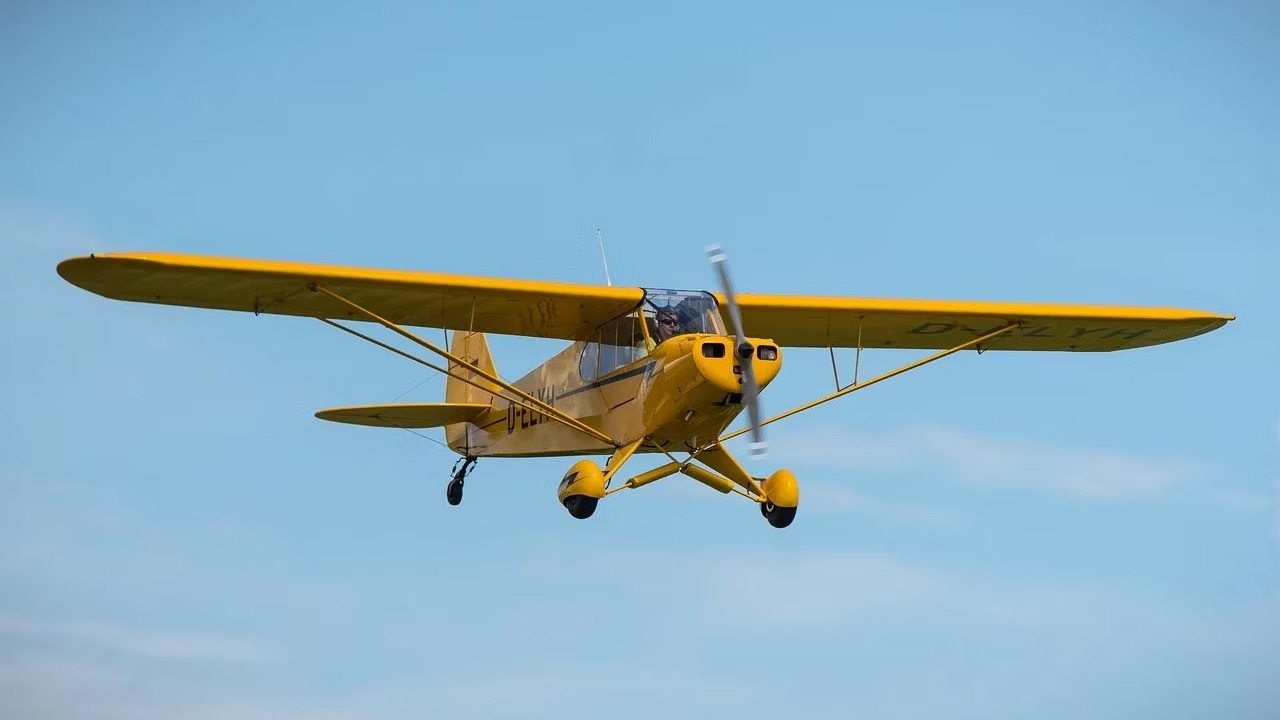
[{"xmin": 706, "ymin": 245, "xmax": 767, "ymax": 459}]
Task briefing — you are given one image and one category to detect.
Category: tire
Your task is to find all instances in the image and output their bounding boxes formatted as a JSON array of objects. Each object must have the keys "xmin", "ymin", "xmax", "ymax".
[
  {"xmin": 762, "ymin": 502, "xmax": 796, "ymax": 529},
  {"xmin": 562, "ymin": 494, "xmax": 598, "ymax": 520}
]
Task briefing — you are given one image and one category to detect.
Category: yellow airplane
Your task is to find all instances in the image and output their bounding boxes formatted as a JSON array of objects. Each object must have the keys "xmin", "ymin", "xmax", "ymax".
[{"xmin": 56, "ymin": 248, "xmax": 1233, "ymax": 528}]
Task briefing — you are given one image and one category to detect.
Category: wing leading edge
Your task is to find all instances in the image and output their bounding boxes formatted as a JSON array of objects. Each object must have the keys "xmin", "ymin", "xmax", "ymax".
[{"xmin": 57, "ymin": 252, "xmax": 644, "ymax": 342}]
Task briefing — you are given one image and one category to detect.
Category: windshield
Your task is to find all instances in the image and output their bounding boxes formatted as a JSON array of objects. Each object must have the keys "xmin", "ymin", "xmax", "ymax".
[{"xmin": 642, "ymin": 289, "xmax": 724, "ymax": 343}]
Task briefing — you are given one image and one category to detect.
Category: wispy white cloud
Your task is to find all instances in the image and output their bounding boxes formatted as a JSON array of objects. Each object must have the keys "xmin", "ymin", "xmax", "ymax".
[
  {"xmin": 0, "ymin": 652, "xmax": 748, "ymax": 720},
  {"xmin": 765, "ymin": 425, "xmax": 1207, "ymax": 500},
  {"xmin": 639, "ymin": 451, "xmax": 962, "ymax": 524},
  {"xmin": 800, "ymin": 482, "xmax": 963, "ymax": 525},
  {"xmin": 3, "ymin": 532, "xmax": 1278, "ymax": 720},
  {"xmin": 0, "ymin": 616, "xmax": 267, "ymax": 664},
  {"xmin": 408, "ymin": 667, "xmax": 750, "ymax": 720},
  {"xmin": 0, "ymin": 652, "xmax": 391, "ymax": 720},
  {"xmin": 688, "ymin": 550, "xmax": 936, "ymax": 627},
  {"xmin": 0, "ymin": 655, "xmax": 130, "ymax": 720}
]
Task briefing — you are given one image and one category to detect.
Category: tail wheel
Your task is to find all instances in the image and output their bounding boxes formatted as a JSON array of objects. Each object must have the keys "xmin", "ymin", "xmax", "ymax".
[
  {"xmin": 563, "ymin": 495, "xmax": 598, "ymax": 520},
  {"xmin": 446, "ymin": 456, "xmax": 476, "ymax": 507},
  {"xmin": 760, "ymin": 500, "xmax": 796, "ymax": 529}
]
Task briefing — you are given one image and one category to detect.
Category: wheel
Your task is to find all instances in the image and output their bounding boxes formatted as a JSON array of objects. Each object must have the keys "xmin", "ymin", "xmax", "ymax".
[
  {"xmin": 446, "ymin": 456, "xmax": 476, "ymax": 506},
  {"xmin": 446, "ymin": 477, "xmax": 464, "ymax": 506},
  {"xmin": 761, "ymin": 500, "xmax": 796, "ymax": 529},
  {"xmin": 562, "ymin": 494, "xmax": 598, "ymax": 520}
]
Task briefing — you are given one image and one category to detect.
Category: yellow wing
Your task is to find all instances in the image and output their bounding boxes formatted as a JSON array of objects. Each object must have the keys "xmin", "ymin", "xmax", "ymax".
[
  {"xmin": 726, "ymin": 294, "xmax": 1233, "ymax": 351},
  {"xmin": 57, "ymin": 252, "xmax": 643, "ymax": 341},
  {"xmin": 57, "ymin": 251, "xmax": 1232, "ymax": 351},
  {"xmin": 315, "ymin": 403, "xmax": 490, "ymax": 428}
]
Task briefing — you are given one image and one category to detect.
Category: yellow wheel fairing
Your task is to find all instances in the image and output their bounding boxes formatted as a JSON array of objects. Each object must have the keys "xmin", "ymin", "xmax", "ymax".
[
  {"xmin": 762, "ymin": 469, "xmax": 799, "ymax": 508},
  {"xmin": 558, "ymin": 459, "xmax": 606, "ymax": 503}
]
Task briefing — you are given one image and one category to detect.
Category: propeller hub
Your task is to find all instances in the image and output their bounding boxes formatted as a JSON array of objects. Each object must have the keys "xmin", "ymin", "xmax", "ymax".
[{"xmin": 736, "ymin": 341, "xmax": 754, "ymax": 360}]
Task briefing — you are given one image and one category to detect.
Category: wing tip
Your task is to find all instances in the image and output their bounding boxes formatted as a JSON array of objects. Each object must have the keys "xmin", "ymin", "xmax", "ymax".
[{"xmin": 56, "ymin": 254, "xmax": 100, "ymax": 291}]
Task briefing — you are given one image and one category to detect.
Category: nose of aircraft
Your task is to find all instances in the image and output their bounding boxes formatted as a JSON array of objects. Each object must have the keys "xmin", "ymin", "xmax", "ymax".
[{"xmin": 692, "ymin": 336, "xmax": 782, "ymax": 394}]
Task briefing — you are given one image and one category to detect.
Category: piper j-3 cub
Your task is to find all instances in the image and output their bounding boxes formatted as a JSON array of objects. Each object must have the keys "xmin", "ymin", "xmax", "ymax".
[{"xmin": 56, "ymin": 248, "xmax": 1232, "ymax": 528}]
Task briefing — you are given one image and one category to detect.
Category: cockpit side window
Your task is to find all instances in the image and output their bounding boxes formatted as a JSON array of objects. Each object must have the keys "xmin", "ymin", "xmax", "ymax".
[
  {"xmin": 579, "ymin": 290, "xmax": 723, "ymax": 382},
  {"xmin": 579, "ymin": 336, "xmax": 600, "ymax": 382},
  {"xmin": 579, "ymin": 311, "xmax": 650, "ymax": 382}
]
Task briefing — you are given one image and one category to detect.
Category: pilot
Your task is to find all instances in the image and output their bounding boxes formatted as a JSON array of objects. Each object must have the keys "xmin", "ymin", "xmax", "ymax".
[{"xmin": 654, "ymin": 307, "xmax": 682, "ymax": 342}]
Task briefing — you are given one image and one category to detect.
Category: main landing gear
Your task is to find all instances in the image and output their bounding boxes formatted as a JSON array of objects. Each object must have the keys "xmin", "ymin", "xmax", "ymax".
[
  {"xmin": 554, "ymin": 452, "xmax": 801, "ymax": 529},
  {"xmin": 446, "ymin": 456, "xmax": 477, "ymax": 506},
  {"xmin": 760, "ymin": 499, "xmax": 797, "ymax": 529},
  {"xmin": 443, "ymin": 448, "xmax": 801, "ymax": 529}
]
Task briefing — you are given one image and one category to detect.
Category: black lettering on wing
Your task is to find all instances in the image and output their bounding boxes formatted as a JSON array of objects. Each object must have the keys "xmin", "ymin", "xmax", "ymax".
[
  {"xmin": 1103, "ymin": 328, "xmax": 1151, "ymax": 341},
  {"xmin": 908, "ymin": 322, "xmax": 955, "ymax": 335}
]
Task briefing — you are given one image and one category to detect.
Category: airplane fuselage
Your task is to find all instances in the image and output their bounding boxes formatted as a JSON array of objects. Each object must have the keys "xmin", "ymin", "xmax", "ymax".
[{"xmin": 450, "ymin": 334, "xmax": 780, "ymax": 458}]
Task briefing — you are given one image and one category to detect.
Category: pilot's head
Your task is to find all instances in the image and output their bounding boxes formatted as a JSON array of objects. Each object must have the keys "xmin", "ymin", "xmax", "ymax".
[{"xmin": 655, "ymin": 308, "xmax": 680, "ymax": 340}]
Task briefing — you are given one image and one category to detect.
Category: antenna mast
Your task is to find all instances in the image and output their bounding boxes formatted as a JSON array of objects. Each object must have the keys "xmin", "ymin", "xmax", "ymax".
[{"xmin": 596, "ymin": 227, "xmax": 613, "ymax": 286}]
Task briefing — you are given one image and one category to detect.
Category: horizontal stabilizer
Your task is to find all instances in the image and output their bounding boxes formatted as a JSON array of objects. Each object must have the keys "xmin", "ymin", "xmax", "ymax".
[{"xmin": 315, "ymin": 402, "xmax": 490, "ymax": 429}]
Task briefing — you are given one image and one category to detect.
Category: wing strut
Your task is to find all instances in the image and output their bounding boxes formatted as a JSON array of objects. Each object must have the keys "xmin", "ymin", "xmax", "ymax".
[
  {"xmin": 309, "ymin": 283, "xmax": 618, "ymax": 448},
  {"xmin": 712, "ymin": 322, "xmax": 1022, "ymax": 447},
  {"xmin": 316, "ymin": 318, "xmax": 555, "ymax": 424}
]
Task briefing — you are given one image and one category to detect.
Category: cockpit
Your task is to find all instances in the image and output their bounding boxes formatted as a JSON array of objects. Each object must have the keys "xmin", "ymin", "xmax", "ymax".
[
  {"xmin": 643, "ymin": 289, "xmax": 725, "ymax": 341},
  {"xmin": 579, "ymin": 289, "xmax": 726, "ymax": 382}
]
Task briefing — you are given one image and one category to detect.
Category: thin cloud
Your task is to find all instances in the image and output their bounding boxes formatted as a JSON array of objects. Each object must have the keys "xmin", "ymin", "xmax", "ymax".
[
  {"xmin": 767, "ymin": 425, "xmax": 1204, "ymax": 499},
  {"xmin": 0, "ymin": 653, "xmax": 746, "ymax": 720},
  {"xmin": 0, "ymin": 616, "xmax": 266, "ymax": 664},
  {"xmin": 499, "ymin": 543, "xmax": 937, "ymax": 633},
  {"xmin": 689, "ymin": 550, "xmax": 937, "ymax": 627},
  {"xmin": 3, "ymin": 538, "xmax": 1277, "ymax": 719},
  {"xmin": 641, "ymin": 454, "xmax": 961, "ymax": 524},
  {"xmin": 801, "ymin": 482, "xmax": 963, "ymax": 525},
  {"xmin": 517, "ymin": 543, "xmax": 1274, "ymax": 646}
]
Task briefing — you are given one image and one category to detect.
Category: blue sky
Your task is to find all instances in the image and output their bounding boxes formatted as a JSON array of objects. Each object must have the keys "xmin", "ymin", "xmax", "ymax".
[{"xmin": 1, "ymin": 1, "xmax": 1277, "ymax": 718}]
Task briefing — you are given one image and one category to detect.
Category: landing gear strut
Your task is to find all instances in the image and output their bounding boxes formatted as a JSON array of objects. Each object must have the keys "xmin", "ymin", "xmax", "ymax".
[{"xmin": 447, "ymin": 456, "xmax": 477, "ymax": 506}]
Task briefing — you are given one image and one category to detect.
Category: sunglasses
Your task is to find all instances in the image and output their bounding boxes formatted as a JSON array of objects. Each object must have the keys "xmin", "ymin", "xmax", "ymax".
[{"xmin": 659, "ymin": 317, "xmax": 679, "ymax": 326}]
